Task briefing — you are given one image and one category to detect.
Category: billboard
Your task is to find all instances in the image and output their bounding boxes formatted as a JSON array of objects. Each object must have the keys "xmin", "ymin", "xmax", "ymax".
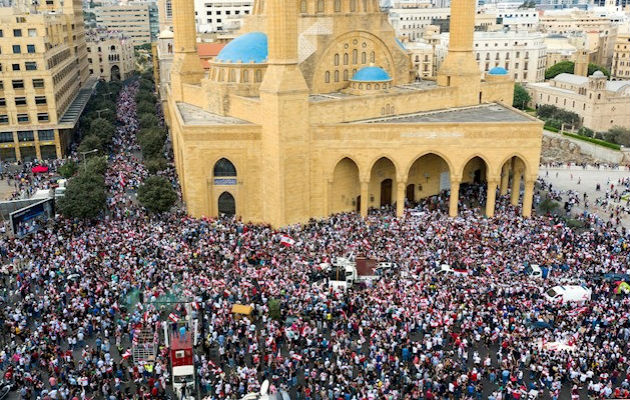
[{"xmin": 10, "ymin": 198, "xmax": 55, "ymax": 237}]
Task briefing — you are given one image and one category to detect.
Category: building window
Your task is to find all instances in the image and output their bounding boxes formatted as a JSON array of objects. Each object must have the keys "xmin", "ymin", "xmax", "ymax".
[
  {"xmin": 352, "ymin": 49, "xmax": 357, "ymax": 64},
  {"xmin": 25, "ymin": 62, "xmax": 37, "ymax": 71},
  {"xmin": 343, "ymin": 69, "xmax": 348, "ymax": 80},
  {"xmin": 350, "ymin": 0, "xmax": 356, "ymax": 11},
  {"xmin": 0, "ymin": 30, "xmax": 3, "ymax": 37},
  {"xmin": 242, "ymin": 70, "xmax": 249, "ymax": 83},
  {"xmin": 361, "ymin": 52, "xmax": 366, "ymax": 64},
  {"xmin": 334, "ymin": 70, "xmax": 339, "ymax": 82},
  {"xmin": 27, "ymin": 44, "xmax": 35, "ymax": 53},
  {"xmin": 300, "ymin": 0, "xmax": 306, "ymax": 12},
  {"xmin": 13, "ymin": 29, "xmax": 22, "ymax": 37},
  {"xmin": 325, "ymin": 71, "xmax": 330, "ymax": 83},
  {"xmin": 12, "ymin": 80, "xmax": 24, "ymax": 89},
  {"xmin": 37, "ymin": 113, "xmax": 49, "ymax": 122},
  {"xmin": 0, "ymin": 98, "xmax": 5, "ymax": 107},
  {"xmin": 334, "ymin": 0, "xmax": 341, "ymax": 11},
  {"xmin": 35, "ymin": 96, "xmax": 46, "ymax": 105},
  {"xmin": 15, "ymin": 97, "xmax": 26, "ymax": 106},
  {"xmin": 0, "ymin": 115, "xmax": 8, "ymax": 124},
  {"xmin": 38, "ymin": 130, "xmax": 54, "ymax": 141},
  {"xmin": 317, "ymin": 0, "xmax": 324, "ymax": 12},
  {"xmin": 12, "ymin": 45, "xmax": 21, "ymax": 54},
  {"xmin": 343, "ymin": 53, "xmax": 348, "ymax": 65},
  {"xmin": 12, "ymin": 64, "xmax": 20, "ymax": 71},
  {"xmin": 17, "ymin": 130, "xmax": 34, "ymax": 141},
  {"xmin": 0, "ymin": 132, "xmax": 13, "ymax": 142},
  {"xmin": 28, "ymin": 28, "xmax": 37, "ymax": 37},
  {"xmin": 32, "ymin": 79, "xmax": 44, "ymax": 88},
  {"xmin": 334, "ymin": 54, "xmax": 339, "ymax": 66}
]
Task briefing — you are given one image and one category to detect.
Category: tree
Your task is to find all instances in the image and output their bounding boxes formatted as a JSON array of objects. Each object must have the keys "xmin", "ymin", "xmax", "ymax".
[
  {"xmin": 137, "ymin": 176, "xmax": 177, "ymax": 213},
  {"xmin": 144, "ymin": 156, "xmax": 168, "ymax": 174},
  {"xmin": 138, "ymin": 127, "xmax": 167, "ymax": 143},
  {"xmin": 137, "ymin": 101, "xmax": 156, "ymax": 115},
  {"xmin": 536, "ymin": 105, "xmax": 558, "ymax": 120},
  {"xmin": 58, "ymin": 161, "xmax": 78, "ymax": 178},
  {"xmin": 587, "ymin": 63, "xmax": 611, "ymax": 78},
  {"xmin": 139, "ymin": 78, "xmax": 154, "ymax": 91},
  {"xmin": 77, "ymin": 135, "xmax": 104, "ymax": 154},
  {"xmin": 139, "ymin": 113, "xmax": 159, "ymax": 129},
  {"xmin": 577, "ymin": 127, "xmax": 594, "ymax": 137},
  {"xmin": 85, "ymin": 156, "xmax": 108, "ymax": 176},
  {"xmin": 58, "ymin": 173, "xmax": 107, "ymax": 219},
  {"xmin": 136, "ymin": 91, "xmax": 156, "ymax": 104},
  {"xmin": 138, "ymin": 129, "xmax": 165, "ymax": 159},
  {"xmin": 513, "ymin": 84, "xmax": 531, "ymax": 110},
  {"xmin": 539, "ymin": 198, "xmax": 560, "ymax": 214},
  {"xmin": 545, "ymin": 61, "xmax": 574, "ymax": 80},
  {"xmin": 89, "ymin": 118, "xmax": 116, "ymax": 145},
  {"xmin": 603, "ymin": 126, "xmax": 630, "ymax": 146}
]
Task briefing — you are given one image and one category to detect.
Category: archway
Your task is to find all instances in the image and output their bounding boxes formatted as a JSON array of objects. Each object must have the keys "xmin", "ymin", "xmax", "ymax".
[
  {"xmin": 369, "ymin": 157, "xmax": 397, "ymax": 210},
  {"xmin": 213, "ymin": 158, "xmax": 237, "ymax": 177},
  {"xmin": 330, "ymin": 157, "xmax": 360, "ymax": 214},
  {"xmin": 110, "ymin": 65, "xmax": 121, "ymax": 81},
  {"xmin": 499, "ymin": 155, "xmax": 527, "ymax": 206},
  {"xmin": 218, "ymin": 192, "xmax": 235, "ymax": 216},
  {"xmin": 407, "ymin": 153, "xmax": 451, "ymax": 209},
  {"xmin": 459, "ymin": 156, "xmax": 489, "ymax": 214}
]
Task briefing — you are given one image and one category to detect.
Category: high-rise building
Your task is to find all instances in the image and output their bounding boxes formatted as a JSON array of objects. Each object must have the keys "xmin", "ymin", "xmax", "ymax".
[
  {"xmin": 612, "ymin": 33, "xmax": 630, "ymax": 79},
  {"xmin": 194, "ymin": 0, "xmax": 253, "ymax": 33},
  {"xmin": 86, "ymin": 30, "xmax": 136, "ymax": 81},
  {"xmin": 95, "ymin": 2, "xmax": 159, "ymax": 46},
  {"xmin": 0, "ymin": 0, "xmax": 93, "ymax": 162}
]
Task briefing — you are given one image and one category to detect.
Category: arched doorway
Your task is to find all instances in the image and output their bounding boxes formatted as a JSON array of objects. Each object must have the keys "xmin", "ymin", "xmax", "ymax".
[
  {"xmin": 110, "ymin": 65, "xmax": 121, "ymax": 81},
  {"xmin": 407, "ymin": 153, "xmax": 451, "ymax": 209},
  {"xmin": 214, "ymin": 158, "xmax": 237, "ymax": 177},
  {"xmin": 460, "ymin": 156, "xmax": 489, "ymax": 214},
  {"xmin": 369, "ymin": 157, "xmax": 397, "ymax": 210},
  {"xmin": 499, "ymin": 155, "xmax": 527, "ymax": 206},
  {"xmin": 218, "ymin": 192, "xmax": 235, "ymax": 215},
  {"xmin": 330, "ymin": 157, "xmax": 360, "ymax": 214}
]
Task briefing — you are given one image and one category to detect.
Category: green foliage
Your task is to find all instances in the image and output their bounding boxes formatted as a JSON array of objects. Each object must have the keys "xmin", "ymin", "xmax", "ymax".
[
  {"xmin": 577, "ymin": 127, "xmax": 595, "ymax": 138},
  {"xmin": 135, "ymin": 43, "xmax": 152, "ymax": 51},
  {"xmin": 139, "ymin": 78, "xmax": 154, "ymax": 91},
  {"xmin": 85, "ymin": 156, "xmax": 108, "ymax": 176},
  {"xmin": 603, "ymin": 126, "xmax": 630, "ymax": 147},
  {"xmin": 137, "ymin": 176, "xmax": 177, "ymax": 213},
  {"xmin": 565, "ymin": 218, "xmax": 586, "ymax": 229},
  {"xmin": 138, "ymin": 127, "xmax": 167, "ymax": 143},
  {"xmin": 139, "ymin": 113, "xmax": 159, "ymax": 129},
  {"xmin": 544, "ymin": 125, "xmax": 560, "ymax": 133},
  {"xmin": 545, "ymin": 119, "xmax": 563, "ymax": 130},
  {"xmin": 562, "ymin": 131, "xmax": 621, "ymax": 150},
  {"xmin": 141, "ymin": 70, "xmax": 154, "ymax": 81},
  {"xmin": 136, "ymin": 91, "xmax": 157, "ymax": 104},
  {"xmin": 539, "ymin": 198, "xmax": 560, "ymax": 214},
  {"xmin": 58, "ymin": 161, "xmax": 78, "ymax": 178},
  {"xmin": 144, "ymin": 156, "xmax": 168, "ymax": 174},
  {"xmin": 268, "ymin": 298, "xmax": 281, "ymax": 320},
  {"xmin": 137, "ymin": 100, "xmax": 156, "ymax": 115},
  {"xmin": 513, "ymin": 84, "xmax": 531, "ymax": 110},
  {"xmin": 89, "ymin": 118, "xmax": 116, "ymax": 145},
  {"xmin": 536, "ymin": 104, "xmax": 557, "ymax": 120},
  {"xmin": 536, "ymin": 105, "xmax": 581, "ymax": 129},
  {"xmin": 58, "ymin": 172, "xmax": 107, "ymax": 219},
  {"xmin": 138, "ymin": 129, "xmax": 165, "ymax": 159},
  {"xmin": 587, "ymin": 63, "xmax": 610, "ymax": 78},
  {"xmin": 545, "ymin": 61, "xmax": 574, "ymax": 80},
  {"xmin": 77, "ymin": 135, "xmax": 104, "ymax": 154}
]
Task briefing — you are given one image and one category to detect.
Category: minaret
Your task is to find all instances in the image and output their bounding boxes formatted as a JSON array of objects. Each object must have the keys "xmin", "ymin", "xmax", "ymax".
[
  {"xmin": 259, "ymin": 0, "xmax": 310, "ymax": 226},
  {"xmin": 437, "ymin": 0, "xmax": 481, "ymax": 105},
  {"xmin": 170, "ymin": 0, "xmax": 204, "ymax": 101},
  {"xmin": 574, "ymin": 49, "xmax": 589, "ymax": 77}
]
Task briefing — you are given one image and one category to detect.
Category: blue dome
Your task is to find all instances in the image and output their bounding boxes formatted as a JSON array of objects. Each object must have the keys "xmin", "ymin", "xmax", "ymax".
[
  {"xmin": 351, "ymin": 66, "xmax": 391, "ymax": 82},
  {"xmin": 488, "ymin": 66, "xmax": 508, "ymax": 75},
  {"xmin": 215, "ymin": 32, "xmax": 268, "ymax": 63}
]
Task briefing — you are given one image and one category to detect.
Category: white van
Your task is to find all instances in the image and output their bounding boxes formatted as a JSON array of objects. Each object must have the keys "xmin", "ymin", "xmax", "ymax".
[{"xmin": 543, "ymin": 285, "xmax": 591, "ymax": 303}]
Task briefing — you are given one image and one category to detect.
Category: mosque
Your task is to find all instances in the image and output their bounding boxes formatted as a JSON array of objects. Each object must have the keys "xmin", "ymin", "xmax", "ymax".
[{"xmin": 164, "ymin": 0, "xmax": 543, "ymax": 227}]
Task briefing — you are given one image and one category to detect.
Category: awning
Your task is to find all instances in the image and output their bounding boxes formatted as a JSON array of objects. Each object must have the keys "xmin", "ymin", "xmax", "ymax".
[
  {"xmin": 231, "ymin": 304, "xmax": 253, "ymax": 315},
  {"xmin": 31, "ymin": 166, "xmax": 49, "ymax": 173}
]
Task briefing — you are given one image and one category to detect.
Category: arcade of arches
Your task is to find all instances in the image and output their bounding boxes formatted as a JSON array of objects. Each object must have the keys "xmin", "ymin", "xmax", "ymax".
[{"xmin": 328, "ymin": 153, "xmax": 533, "ymax": 218}]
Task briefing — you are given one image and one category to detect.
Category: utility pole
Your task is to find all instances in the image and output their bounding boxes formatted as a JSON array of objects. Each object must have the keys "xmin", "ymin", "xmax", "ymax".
[{"xmin": 80, "ymin": 149, "xmax": 99, "ymax": 172}]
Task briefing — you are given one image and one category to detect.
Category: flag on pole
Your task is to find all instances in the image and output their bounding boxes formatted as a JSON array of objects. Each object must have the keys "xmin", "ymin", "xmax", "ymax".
[
  {"xmin": 280, "ymin": 235, "xmax": 295, "ymax": 247},
  {"xmin": 168, "ymin": 313, "xmax": 179, "ymax": 323},
  {"xmin": 122, "ymin": 349, "xmax": 132, "ymax": 359}
]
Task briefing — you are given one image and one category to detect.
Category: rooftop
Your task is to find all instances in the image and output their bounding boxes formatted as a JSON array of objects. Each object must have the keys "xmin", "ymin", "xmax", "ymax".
[
  {"xmin": 308, "ymin": 81, "xmax": 437, "ymax": 102},
  {"xmin": 348, "ymin": 103, "xmax": 535, "ymax": 124},
  {"xmin": 177, "ymin": 103, "xmax": 251, "ymax": 125},
  {"xmin": 58, "ymin": 77, "xmax": 99, "ymax": 128}
]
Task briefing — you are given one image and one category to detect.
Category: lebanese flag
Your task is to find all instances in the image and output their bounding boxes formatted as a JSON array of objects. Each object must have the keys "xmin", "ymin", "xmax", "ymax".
[
  {"xmin": 191, "ymin": 302, "xmax": 200, "ymax": 310},
  {"xmin": 168, "ymin": 313, "xmax": 180, "ymax": 323},
  {"xmin": 291, "ymin": 354, "xmax": 303, "ymax": 361},
  {"xmin": 122, "ymin": 349, "xmax": 132, "ymax": 359},
  {"xmin": 280, "ymin": 235, "xmax": 295, "ymax": 247}
]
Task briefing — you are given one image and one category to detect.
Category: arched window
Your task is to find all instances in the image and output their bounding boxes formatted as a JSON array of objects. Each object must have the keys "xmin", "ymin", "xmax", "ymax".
[
  {"xmin": 242, "ymin": 69, "xmax": 249, "ymax": 83},
  {"xmin": 228, "ymin": 69, "xmax": 236, "ymax": 82},
  {"xmin": 214, "ymin": 158, "xmax": 237, "ymax": 177},
  {"xmin": 352, "ymin": 49, "xmax": 358, "ymax": 64},
  {"xmin": 111, "ymin": 45, "xmax": 116, "ymax": 51},
  {"xmin": 167, "ymin": 43, "xmax": 173, "ymax": 53},
  {"xmin": 300, "ymin": 0, "xmax": 307, "ymax": 12},
  {"xmin": 334, "ymin": 0, "xmax": 341, "ymax": 11},
  {"xmin": 334, "ymin": 53, "xmax": 339, "ymax": 66},
  {"xmin": 361, "ymin": 52, "xmax": 366, "ymax": 64},
  {"xmin": 325, "ymin": 71, "xmax": 330, "ymax": 83},
  {"xmin": 317, "ymin": 0, "xmax": 324, "ymax": 12},
  {"xmin": 218, "ymin": 192, "xmax": 236, "ymax": 216},
  {"xmin": 334, "ymin": 70, "xmax": 339, "ymax": 82},
  {"xmin": 343, "ymin": 53, "xmax": 349, "ymax": 65},
  {"xmin": 218, "ymin": 69, "xmax": 225, "ymax": 81},
  {"xmin": 343, "ymin": 69, "xmax": 348, "ymax": 80},
  {"xmin": 350, "ymin": 0, "xmax": 356, "ymax": 11},
  {"xmin": 370, "ymin": 51, "xmax": 375, "ymax": 62},
  {"xmin": 255, "ymin": 69, "xmax": 262, "ymax": 82},
  {"xmin": 362, "ymin": 0, "xmax": 367, "ymax": 11}
]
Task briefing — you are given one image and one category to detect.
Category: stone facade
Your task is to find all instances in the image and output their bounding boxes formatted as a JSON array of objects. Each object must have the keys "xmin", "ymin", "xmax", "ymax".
[
  {"xmin": 164, "ymin": 0, "xmax": 543, "ymax": 227},
  {"xmin": 86, "ymin": 31, "xmax": 136, "ymax": 82},
  {"xmin": 612, "ymin": 33, "xmax": 630, "ymax": 80}
]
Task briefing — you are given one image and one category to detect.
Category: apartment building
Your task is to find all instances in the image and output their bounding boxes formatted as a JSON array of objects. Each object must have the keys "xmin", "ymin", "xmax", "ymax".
[
  {"xmin": 95, "ymin": 2, "xmax": 159, "ymax": 46},
  {"xmin": 405, "ymin": 41, "xmax": 434, "ymax": 78},
  {"xmin": 612, "ymin": 33, "xmax": 630, "ymax": 79},
  {"xmin": 194, "ymin": 0, "xmax": 253, "ymax": 34},
  {"xmin": 434, "ymin": 30, "xmax": 547, "ymax": 83},
  {"xmin": 0, "ymin": 0, "xmax": 93, "ymax": 162},
  {"xmin": 86, "ymin": 30, "xmax": 135, "ymax": 81}
]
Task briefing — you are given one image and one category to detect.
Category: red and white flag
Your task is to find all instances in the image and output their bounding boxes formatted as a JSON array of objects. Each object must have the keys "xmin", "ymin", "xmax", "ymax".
[
  {"xmin": 280, "ymin": 235, "xmax": 295, "ymax": 247},
  {"xmin": 122, "ymin": 349, "xmax": 132, "ymax": 359},
  {"xmin": 168, "ymin": 313, "xmax": 180, "ymax": 323},
  {"xmin": 191, "ymin": 302, "xmax": 200, "ymax": 311}
]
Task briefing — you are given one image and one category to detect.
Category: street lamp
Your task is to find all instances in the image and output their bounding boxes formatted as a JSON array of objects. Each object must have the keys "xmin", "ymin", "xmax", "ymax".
[
  {"xmin": 95, "ymin": 108, "xmax": 110, "ymax": 119},
  {"xmin": 81, "ymin": 148, "xmax": 99, "ymax": 172}
]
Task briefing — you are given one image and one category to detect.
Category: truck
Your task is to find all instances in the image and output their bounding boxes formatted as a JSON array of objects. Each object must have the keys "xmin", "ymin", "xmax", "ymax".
[
  {"xmin": 325, "ymin": 254, "xmax": 393, "ymax": 291},
  {"xmin": 524, "ymin": 264, "xmax": 550, "ymax": 279},
  {"xmin": 168, "ymin": 327, "xmax": 196, "ymax": 400}
]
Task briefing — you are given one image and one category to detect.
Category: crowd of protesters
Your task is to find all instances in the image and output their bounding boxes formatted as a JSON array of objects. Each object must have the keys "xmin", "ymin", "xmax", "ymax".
[{"xmin": 1, "ymin": 81, "xmax": 630, "ymax": 400}]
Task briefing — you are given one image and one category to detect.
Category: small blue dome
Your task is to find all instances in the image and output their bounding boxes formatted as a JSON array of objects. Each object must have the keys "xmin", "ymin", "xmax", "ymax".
[
  {"xmin": 215, "ymin": 32, "xmax": 268, "ymax": 63},
  {"xmin": 351, "ymin": 66, "xmax": 391, "ymax": 82},
  {"xmin": 488, "ymin": 66, "xmax": 508, "ymax": 75}
]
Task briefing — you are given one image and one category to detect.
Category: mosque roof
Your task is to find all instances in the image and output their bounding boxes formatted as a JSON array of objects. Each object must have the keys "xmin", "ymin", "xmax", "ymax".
[
  {"xmin": 215, "ymin": 32, "xmax": 268, "ymax": 63},
  {"xmin": 351, "ymin": 66, "xmax": 392, "ymax": 82},
  {"xmin": 488, "ymin": 66, "xmax": 508, "ymax": 75}
]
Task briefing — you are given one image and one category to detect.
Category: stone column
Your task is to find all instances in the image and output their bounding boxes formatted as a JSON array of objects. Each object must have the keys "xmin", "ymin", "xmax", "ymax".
[
  {"xmin": 449, "ymin": 178, "xmax": 460, "ymax": 217},
  {"xmin": 500, "ymin": 164, "xmax": 509, "ymax": 196},
  {"xmin": 511, "ymin": 169, "xmax": 521, "ymax": 206},
  {"xmin": 396, "ymin": 181, "xmax": 406, "ymax": 218},
  {"xmin": 522, "ymin": 179, "xmax": 535, "ymax": 217},
  {"xmin": 360, "ymin": 181, "xmax": 369, "ymax": 218},
  {"xmin": 485, "ymin": 179, "xmax": 498, "ymax": 218},
  {"xmin": 325, "ymin": 180, "xmax": 333, "ymax": 216}
]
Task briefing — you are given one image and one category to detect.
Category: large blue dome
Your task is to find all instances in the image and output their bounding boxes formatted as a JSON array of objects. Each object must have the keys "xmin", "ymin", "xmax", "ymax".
[
  {"xmin": 215, "ymin": 32, "xmax": 268, "ymax": 63},
  {"xmin": 351, "ymin": 66, "xmax": 391, "ymax": 82},
  {"xmin": 488, "ymin": 66, "xmax": 508, "ymax": 75}
]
